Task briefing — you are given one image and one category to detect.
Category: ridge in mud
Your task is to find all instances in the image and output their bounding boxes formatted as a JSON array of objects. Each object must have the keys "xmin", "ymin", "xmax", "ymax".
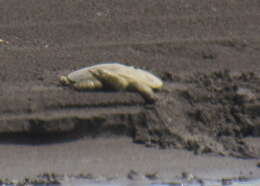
[{"xmin": 1, "ymin": 71, "xmax": 260, "ymax": 158}]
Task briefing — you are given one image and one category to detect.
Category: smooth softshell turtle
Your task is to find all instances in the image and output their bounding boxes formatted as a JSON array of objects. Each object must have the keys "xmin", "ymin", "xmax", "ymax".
[{"xmin": 59, "ymin": 63, "xmax": 163, "ymax": 103}]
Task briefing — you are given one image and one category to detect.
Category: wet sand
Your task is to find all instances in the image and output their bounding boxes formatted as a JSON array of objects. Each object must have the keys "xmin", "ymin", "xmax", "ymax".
[
  {"xmin": 0, "ymin": 0, "xmax": 260, "ymax": 182},
  {"xmin": 0, "ymin": 137, "xmax": 260, "ymax": 181}
]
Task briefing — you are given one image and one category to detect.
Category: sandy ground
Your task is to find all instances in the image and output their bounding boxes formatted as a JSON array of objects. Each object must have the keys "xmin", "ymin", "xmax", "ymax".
[{"xmin": 0, "ymin": 0, "xmax": 260, "ymax": 182}]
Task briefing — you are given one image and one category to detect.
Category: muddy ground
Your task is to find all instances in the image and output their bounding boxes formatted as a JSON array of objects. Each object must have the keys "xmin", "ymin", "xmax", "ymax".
[{"xmin": 0, "ymin": 0, "xmax": 260, "ymax": 181}]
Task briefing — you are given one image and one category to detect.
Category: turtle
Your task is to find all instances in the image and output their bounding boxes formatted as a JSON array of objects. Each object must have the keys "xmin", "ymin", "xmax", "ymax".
[
  {"xmin": 0, "ymin": 39, "xmax": 8, "ymax": 44},
  {"xmin": 59, "ymin": 63, "xmax": 163, "ymax": 103}
]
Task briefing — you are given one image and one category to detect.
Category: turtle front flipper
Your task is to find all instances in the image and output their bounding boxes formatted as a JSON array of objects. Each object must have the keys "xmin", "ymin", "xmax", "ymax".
[
  {"xmin": 90, "ymin": 69, "xmax": 128, "ymax": 90},
  {"xmin": 129, "ymin": 81, "xmax": 157, "ymax": 103},
  {"xmin": 73, "ymin": 79, "xmax": 103, "ymax": 90}
]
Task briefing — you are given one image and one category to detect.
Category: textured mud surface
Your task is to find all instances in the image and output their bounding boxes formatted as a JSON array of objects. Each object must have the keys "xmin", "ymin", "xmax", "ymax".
[{"xmin": 146, "ymin": 71, "xmax": 260, "ymax": 157}]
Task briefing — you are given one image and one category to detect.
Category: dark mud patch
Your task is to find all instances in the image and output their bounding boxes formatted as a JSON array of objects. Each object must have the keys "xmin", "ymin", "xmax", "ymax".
[{"xmin": 139, "ymin": 70, "xmax": 260, "ymax": 158}]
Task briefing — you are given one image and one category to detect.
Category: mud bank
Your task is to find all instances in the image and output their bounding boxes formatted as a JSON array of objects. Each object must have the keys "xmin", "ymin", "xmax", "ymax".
[{"xmin": 0, "ymin": 71, "xmax": 259, "ymax": 158}]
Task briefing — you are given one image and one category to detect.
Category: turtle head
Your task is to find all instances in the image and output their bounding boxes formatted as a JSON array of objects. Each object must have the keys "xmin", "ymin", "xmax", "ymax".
[{"xmin": 59, "ymin": 75, "xmax": 72, "ymax": 85}]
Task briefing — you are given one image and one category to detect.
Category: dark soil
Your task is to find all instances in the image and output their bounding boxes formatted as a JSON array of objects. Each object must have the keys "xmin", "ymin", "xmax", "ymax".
[
  {"xmin": 137, "ymin": 71, "xmax": 260, "ymax": 158},
  {"xmin": 0, "ymin": 0, "xmax": 260, "ymax": 161}
]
